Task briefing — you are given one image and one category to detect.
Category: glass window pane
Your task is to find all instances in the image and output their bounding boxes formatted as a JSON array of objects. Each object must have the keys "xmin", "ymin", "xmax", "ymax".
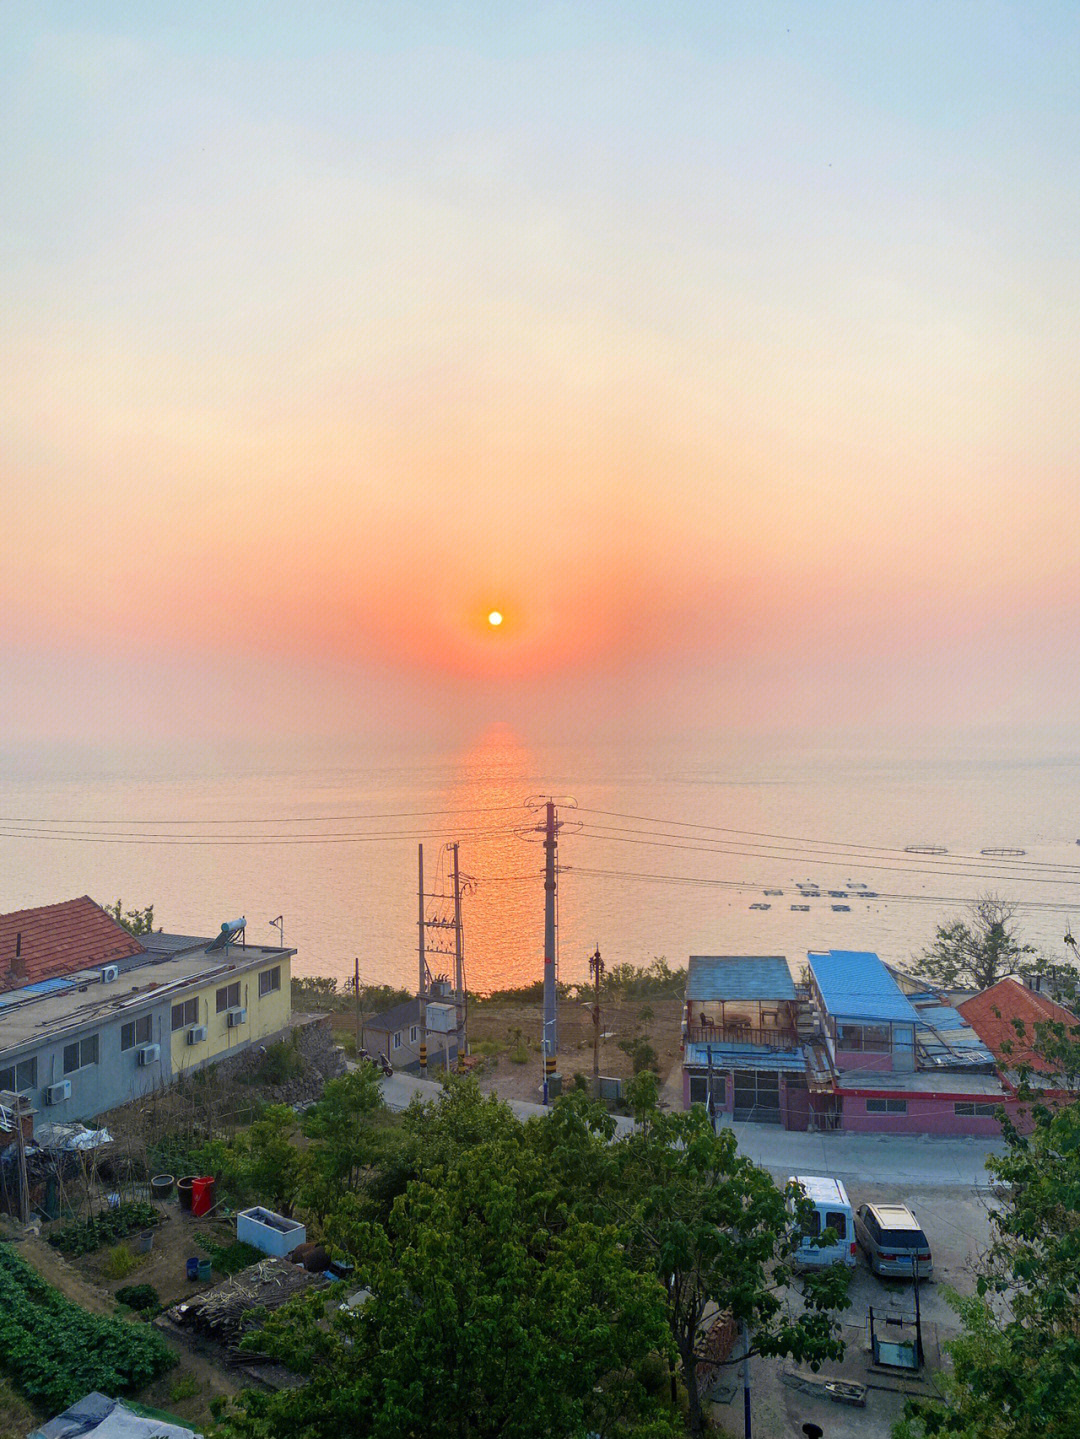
[
  {"xmin": 63, "ymin": 1043, "xmax": 79, "ymax": 1074},
  {"xmin": 121, "ymin": 1022, "xmax": 134, "ymax": 1051},
  {"xmin": 825, "ymin": 1212, "xmax": 847, "ymax": 1239}
]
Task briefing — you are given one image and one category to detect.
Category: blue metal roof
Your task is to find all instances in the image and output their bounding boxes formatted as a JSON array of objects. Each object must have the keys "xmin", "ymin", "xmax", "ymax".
[
  {"xmin": 684, "ymin": 1042, "xmax": 807, "ymax": 1071},
  {"xmin": 807, "ymin": 950, "xmax": 921, "ymax": 1024},
  {"xmin": 686, "ymin": 956, "xmax": 796, "ymax": 1002}
]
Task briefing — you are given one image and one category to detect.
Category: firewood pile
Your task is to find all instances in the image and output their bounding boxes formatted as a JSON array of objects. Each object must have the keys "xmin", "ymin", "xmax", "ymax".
[
  {"xmin": 167, "ymin": 1257, "xmax": 327, "ymax": 1342},
  {"xmin": 695, "ymin": 1312, "xmax": 738, "ymax": 1392}
]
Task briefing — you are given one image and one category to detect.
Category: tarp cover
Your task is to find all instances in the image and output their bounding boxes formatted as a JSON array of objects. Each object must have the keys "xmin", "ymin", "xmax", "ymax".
[{"xmin": 30, "ymin": 1391, "xmax": 200, "ymax": 1439}]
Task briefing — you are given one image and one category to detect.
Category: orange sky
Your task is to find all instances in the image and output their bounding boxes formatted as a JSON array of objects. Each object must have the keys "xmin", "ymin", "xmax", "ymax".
[{"xmin": 2, "ymin": 6, "xmax": 1078, "ymax": 743}]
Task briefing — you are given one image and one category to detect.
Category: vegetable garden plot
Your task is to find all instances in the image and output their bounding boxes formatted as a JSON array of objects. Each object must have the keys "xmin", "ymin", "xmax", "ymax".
[{"xmin": 0, "ymin": 1242, "xmax": 174, "ymax": 1410}]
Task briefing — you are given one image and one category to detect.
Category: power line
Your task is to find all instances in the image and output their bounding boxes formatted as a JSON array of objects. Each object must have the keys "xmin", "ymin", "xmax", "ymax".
[
  {"xmin": 571, "ymin": 825, "xmax": 1080, "ymax": 888},
  {"xmin": 0, "ymin": 801, "xmax": 527, "ymax": 826}
]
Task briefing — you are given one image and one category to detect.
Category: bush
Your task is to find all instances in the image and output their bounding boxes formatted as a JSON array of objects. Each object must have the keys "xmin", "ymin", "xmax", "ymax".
[
  {"xmin": 197, "ymin": 1235, "xmax": 263, "ymax": 1276},
  {"xmin": 103, "ymin": 1244, "xmax": 141, "ymax": 1281},
  {"xmin": 115, "ymin": 1284, "xmax": 159, "ymax": 1312},
  {"xmin": 247, "ymin": 1035, "xmax": 304, "ymax": 1086},
  {"xmin": 170, "ymin": 1374, "xmax": 201, "ymax": 1402},
  {"xmin": 509, "ymin": 1044, "xmax": 529, "ymax": 1064}
]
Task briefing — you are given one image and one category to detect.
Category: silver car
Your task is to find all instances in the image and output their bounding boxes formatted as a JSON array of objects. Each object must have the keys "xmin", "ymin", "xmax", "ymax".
[{"xmin": 854, "ymin": 1202, "xmax": 933, "ymax": 1280}]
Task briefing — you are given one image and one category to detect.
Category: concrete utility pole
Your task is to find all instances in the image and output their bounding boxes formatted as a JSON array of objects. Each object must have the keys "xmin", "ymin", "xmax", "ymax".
[
  {"xmin": 589, "ymin": 945, "xmax": 604, "ymax": 1097},
  {"xmin": 452, "ymin": 841, "xmax": 465, "ymax": 1063},
  {"xmin": 542, "ymin": 800, "xmax": 559, "ymax": 1103},
  {"xmin": 418, "ymin": 844, "xmax": 427, "ymax": 1077},
  {"xmin": 354, "ymin": 956, "xmax": 361, "ymax": 1059}
]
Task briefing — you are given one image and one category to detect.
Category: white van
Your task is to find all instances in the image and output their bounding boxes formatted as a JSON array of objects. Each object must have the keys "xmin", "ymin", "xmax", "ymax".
[{"xmin": 788, "ymin": 1175, "xmax": 857, "ymax": 1270}]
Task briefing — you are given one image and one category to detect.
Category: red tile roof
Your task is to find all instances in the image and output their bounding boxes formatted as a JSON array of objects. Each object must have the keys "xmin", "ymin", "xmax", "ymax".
[
  {"xmin": 0, "ymin": 897, "xmax": 145, "ymax": 992},
  {"xmin": 958, "ymin": 977, "xmax": 1079, "ymax": 1074}
]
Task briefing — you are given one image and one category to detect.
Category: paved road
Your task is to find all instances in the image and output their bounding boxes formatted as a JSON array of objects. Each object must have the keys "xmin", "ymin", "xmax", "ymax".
[{"xmin": 380, "ymin": 1072, "xmax": 1003, "ymax": 1186}]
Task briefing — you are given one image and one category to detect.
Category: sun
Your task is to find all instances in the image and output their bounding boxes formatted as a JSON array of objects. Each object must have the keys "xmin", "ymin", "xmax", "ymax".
[{"xmin": 487, "ymin": 611, "xmax": 503, "ymax": 627}]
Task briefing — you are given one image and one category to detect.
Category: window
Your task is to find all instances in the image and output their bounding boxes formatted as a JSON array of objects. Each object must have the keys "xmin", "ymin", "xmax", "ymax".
[
  {"xmin": 216, "ymin": 982, "xmax": 241, "ymax": 1013},
  {"xmin": 393, "ymin": 1032, "xmax": 402, "ymax": 1050},
  {"xmin": 825, "ymin": 1210, "xmax": 848, "ymax": 1240},
  {"xmin": 258, "ymin": 966, "xmax": 281, "ymax": 998},
  {"xmin": 171, "ymin": 998, "xmax": 199, "ymax": 1031},
  {"xmin": 120, "ymin": 1015, "xmax": 153, "ymax": 1051},
  {"xmin": 837, "ymin": 1024, "xmax": 891, "ymax": 1051},
  {"xmin": 410, "ymin": 1025, "xmax": 418, "ymax": 1043},
  {"xmin": 0, "ymin": 1058, "xmax": 37, "ymax": 1093},
  {"xmin": 866, "ymin": 1098, "xmax": 907, "ymax": 1113},
  {"xmin": 63, "ymin": 1035, "xmax": 99, "ymax": 1074},
  {"xmin": 955, "ymin": 1102, "xmax": 999, "ymax": 1117},
  {"xmin": 688, "ymin": 1075, "xmax": 727, "ymax": 1109}
]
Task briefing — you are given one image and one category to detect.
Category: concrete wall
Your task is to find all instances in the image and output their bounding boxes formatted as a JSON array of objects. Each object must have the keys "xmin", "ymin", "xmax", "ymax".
[
  {"xmin": 834, "ymin": 1048, "xmax": 891, "ymax": 1073},
  {"xmin": 26, "ymin": 998, "xmax": 174, "ymax": 1124},
  {"xmin": 838, "ymin": 1092, "xmax": 1015, "ymax": 1136},
  {"xmin": 172, "ymin": 956, "xmax": 291, "ymax": 1079}
]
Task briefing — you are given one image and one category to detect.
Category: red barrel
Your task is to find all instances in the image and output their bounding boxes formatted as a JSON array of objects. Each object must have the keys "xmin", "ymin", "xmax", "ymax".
[{"xmin": 190, "ymin": 1175, "xmax": 216, "ymax": 1217}]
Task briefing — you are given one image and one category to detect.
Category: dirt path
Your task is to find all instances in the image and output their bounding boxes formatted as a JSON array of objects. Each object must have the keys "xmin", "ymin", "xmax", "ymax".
[{"xmin": 17, "ymin": 1233, "xmax": 115, "ymax": 1315}]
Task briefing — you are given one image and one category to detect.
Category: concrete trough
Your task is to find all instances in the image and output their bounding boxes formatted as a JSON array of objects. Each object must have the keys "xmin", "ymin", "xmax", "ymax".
[{"xmin": 237, "ymin": 1205, "xmax": 306, "ymax": 1258}]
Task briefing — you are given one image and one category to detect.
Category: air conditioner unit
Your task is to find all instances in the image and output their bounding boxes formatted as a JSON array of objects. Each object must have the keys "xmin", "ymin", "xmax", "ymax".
[
  {"xmin": 45, "ymin": 1080, "xmax": 72, "ymax": 1105},
  {"xmin": 187, "ymin": 1024, "xmax": 208, "ymax": 1045},
  {"xmin": 101, "ymin": 965, "xmax": 119, "ymax": 983},
  {"xmin": 227, "ymin": 1007, "xmax": 247, "ymax": 1028},
  {"xmin": 137, "ymin": 1044, "xmax": 160, "ymax": 1066}
]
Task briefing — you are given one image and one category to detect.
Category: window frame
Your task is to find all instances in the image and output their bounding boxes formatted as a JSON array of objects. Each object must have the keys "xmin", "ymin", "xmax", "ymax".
[
  {"xmin": 171, "ymin": 998, "xmax": 200, "ymax": 1032},
  {"xmin": 866, "ymin": 1097, "xmax": 907, "ymax": 1114},
  {"xmin": 258, "ymin": 966, "xmax": 281, "ymax": 998},
  {"xmin": 0, "ymin": 1058, "xmax": 37, "ymax": 1093},
  {"xmin": 120, "ymin": 1015, "xmax": 153, "ymax": 1052},
  {"xmin": 216, "ymin": 982, "xmax": 241, "ymax": 1014},
  {"xmin": 63, "ymin": 1034, "xmax": 99, "ymax": 1075},
  {"xmin": 954, "ymin": 1101, "xmax": 998, "ymax": 1118},
  {"xmin": 392, "ymin": 1031, "xmax": 402, "ymax": 1050}
]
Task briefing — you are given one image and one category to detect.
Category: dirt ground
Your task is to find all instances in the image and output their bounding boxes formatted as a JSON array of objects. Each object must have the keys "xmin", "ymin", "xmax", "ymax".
[
  {"xmin": 465, "ymin": 995, "xmax": 684, "ymax": 1103},
  {"xmin": 8, "ymin": 1200, "xmax": 246, "ymax": 1429}
]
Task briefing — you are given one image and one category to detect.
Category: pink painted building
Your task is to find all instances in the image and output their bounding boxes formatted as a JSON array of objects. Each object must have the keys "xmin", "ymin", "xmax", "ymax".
[{"xmin": 806, "ymin": 951, "xmax": 1012, "ymax": 1137}]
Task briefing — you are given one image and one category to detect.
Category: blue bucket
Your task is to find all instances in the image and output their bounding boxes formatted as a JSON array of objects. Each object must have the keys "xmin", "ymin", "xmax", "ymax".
[{"xmin": 186, "ymin": 1257, "xmax": 200, "ymax": 1281}]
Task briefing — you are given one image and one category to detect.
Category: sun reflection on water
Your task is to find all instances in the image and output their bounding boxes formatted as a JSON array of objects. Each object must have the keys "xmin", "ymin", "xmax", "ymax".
[{"xmin": 435, "ymin": 724, "xmax": 549, "ymax": 994}]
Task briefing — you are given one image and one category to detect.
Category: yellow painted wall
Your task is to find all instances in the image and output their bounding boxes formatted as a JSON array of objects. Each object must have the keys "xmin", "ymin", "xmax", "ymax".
[{"xmin": 170, "ymin": 956, "xmax": 292, "ymax": 1076}]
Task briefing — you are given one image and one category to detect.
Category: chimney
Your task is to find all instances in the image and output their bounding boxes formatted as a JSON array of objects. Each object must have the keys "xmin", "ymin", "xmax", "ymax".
[{"xmin": 11, "ymin": 932, "xmax": 24, "ymax": 980}]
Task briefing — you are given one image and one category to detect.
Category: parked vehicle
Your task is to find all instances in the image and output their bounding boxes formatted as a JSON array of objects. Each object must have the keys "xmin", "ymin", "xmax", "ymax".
[
  {"xmin": 854, "ymin": 1202, "xmax": 933, "ymax": 1279},
  {"xmin": 788, "ymin": 1176, "xmax": 857, "ymax": 1270}
]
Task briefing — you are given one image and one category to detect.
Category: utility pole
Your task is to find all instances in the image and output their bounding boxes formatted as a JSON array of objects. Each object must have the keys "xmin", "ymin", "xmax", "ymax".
[
  {"xmin": 542, "ymin": 800, "xmax": 560, "ymax": 1104},
  {"xmin": 589, "ymin": 945, "xmax": 604, "ymax": 1098},
  {"xmin": 418, "ymin": 844, "xmax": 427, "ymax": 1077},
  {"xmin": 354, "ymin": 956, "xmax": 361, "ymax": 1060},
  {"xmin": 452, "ymin": 841, "xmax": 465, "ymax": 1064}
]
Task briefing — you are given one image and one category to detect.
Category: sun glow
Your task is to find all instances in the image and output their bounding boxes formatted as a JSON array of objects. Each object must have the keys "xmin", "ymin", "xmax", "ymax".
[{"xmin": 488, "ymin": 611, "xmax": 503, "ymax": 627}]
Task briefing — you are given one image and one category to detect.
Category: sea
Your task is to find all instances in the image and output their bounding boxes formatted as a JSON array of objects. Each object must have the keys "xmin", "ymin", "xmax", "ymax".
[{"xmin": 3, "ymin": 723, "xmax": 1080, "ymax": 996}]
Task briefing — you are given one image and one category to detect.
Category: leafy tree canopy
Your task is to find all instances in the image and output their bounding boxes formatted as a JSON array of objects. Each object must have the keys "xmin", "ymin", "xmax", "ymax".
[
  {"xmin": 102, "ymin": 899, "xmax": 156, "ymax": 934},
  {"xmin": 915, "ymin": 894, "xmax": 1035, "ymax": 992},
  {"xmin": 898, "ymin": 1099, "xmax": 1080, "ymax": 1439},
  {"xmin": 615, "ymin": 1074, "xmax": 849, "ymax": 1435}
]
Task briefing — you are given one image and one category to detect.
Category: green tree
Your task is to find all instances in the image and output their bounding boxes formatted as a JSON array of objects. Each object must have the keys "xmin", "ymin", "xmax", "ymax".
[
  {"xmin": 302, "ymin": 1063, "xmax": 387, "ymax": 1192},
  {"xmin": 218, "ymin": 1082, "xmax": 676, "ymax": 1439},
  {"xmin": 915, "ymin": 894, "xmax": 1034, "ymax": 991},
  {"xmin": 232, "ymin": 1105, "xmax": 313, "ymax": 1218},
  {"xmin": 897, "ymin": 1099, "xmax": 1080, "ymax": 1439},
  {"xmin": 614, "ymin": 1074, "xmax": 849, "ymax": 1437},
  {"xmin": 102, "ymin": 900, "xmax": 156, "ymax": 934}
]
